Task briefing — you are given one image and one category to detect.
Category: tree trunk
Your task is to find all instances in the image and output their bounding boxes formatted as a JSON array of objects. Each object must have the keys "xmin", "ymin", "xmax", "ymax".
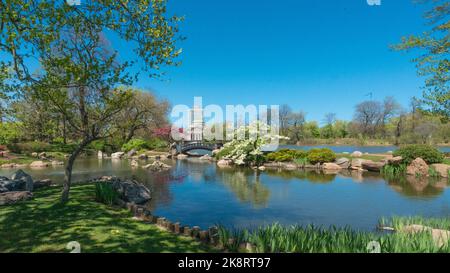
[{"xmin": 61, "ymin": 138, "xmax": 91, "ymax": 203}]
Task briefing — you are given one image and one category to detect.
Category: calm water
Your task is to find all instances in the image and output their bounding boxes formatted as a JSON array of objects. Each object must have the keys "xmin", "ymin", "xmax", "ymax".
[
  {"xmin": 279, "ymin": 145, "xmax": 450, "ymax": 154},
  {"xmin": 1, "ymin": 157, "xmax": 450, "ymax": 231}
]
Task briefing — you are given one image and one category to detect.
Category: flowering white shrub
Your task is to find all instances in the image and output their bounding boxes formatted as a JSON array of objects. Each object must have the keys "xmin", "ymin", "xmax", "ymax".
[{"xmin": 220, "ymin": 122, "xmax": 288, "ymax": 166}]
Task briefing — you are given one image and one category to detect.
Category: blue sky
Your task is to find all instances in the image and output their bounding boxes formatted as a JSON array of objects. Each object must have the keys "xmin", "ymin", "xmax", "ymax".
[{"xmin": 131, "ymin": 0, "xmax": 429, "ymax": 122}]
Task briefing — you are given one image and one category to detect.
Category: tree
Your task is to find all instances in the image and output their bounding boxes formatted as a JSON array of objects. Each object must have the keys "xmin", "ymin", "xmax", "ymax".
[
  {"xmin": 0, "ymin": 1, "xmax": 182, "ymax": 202},
  {"xmin": 380, "ymin": 96, "xmax": 400, "ymax": 138},
  {"xmin": 279, "ymin": 104, "xmax": 292, "ymax": 136},
  {"xmin": 286, "ymin": 111, "xmax": 305, "ymax": 143},
  {"xmin": 395, "ymin": 0, "xmax": 449, "ymax": 119},
  {"xmin": 116, "ymin": 88, "xmax": 170, "ymax": 144},
  {"xmin": 353, "ymin": 100, "xmax": 382, "ymax": 136}
]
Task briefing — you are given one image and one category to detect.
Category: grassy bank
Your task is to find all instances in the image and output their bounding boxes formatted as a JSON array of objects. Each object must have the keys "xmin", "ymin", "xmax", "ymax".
[{"xmin": 0, "ymin": 184, "xmax": 212, "ymax": 253}]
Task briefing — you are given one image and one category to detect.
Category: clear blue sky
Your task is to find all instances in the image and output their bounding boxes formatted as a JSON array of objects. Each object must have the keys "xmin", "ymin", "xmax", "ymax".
[{"xmin": 131, "ymin": 0, "xmax": 428, "ymax": 122}]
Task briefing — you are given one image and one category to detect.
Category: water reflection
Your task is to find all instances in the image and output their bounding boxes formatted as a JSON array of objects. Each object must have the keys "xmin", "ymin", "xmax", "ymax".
[{"xmin": 385, "ymin": 175, "xmax": 447, "ymax": 199}]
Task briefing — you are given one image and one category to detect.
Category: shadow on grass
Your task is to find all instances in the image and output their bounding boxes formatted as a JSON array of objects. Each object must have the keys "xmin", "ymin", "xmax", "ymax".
[{"xmin": 0, "ymin": 184, "xmax": 214, "ymax": 253}]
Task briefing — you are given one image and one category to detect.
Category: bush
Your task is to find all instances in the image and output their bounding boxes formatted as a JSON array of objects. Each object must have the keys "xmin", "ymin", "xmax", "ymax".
[
  {"xmin": 265, "ymin": 149, "xmax": 308, "ymax": 162},
  {"xmin": 94, "ymin": 182, "xmax": 119, "ymax": 206},
  {"xmin": 307, "ymin": 148, "xmax": 336, "ymax": 164},
  {"xmin": 121, "ymin": 138, "xmax": 149, "ymax": 152},
  {"xmin": 7, "ymin": 141, "xmax": 51, "ymax": 154},
  {"xmin": 393, "ymin": 144, "xmax": 444, "ymax": 164},
  {"xmin": 146, "ymin": 138, "xmax": 168, "ymax": 151}
]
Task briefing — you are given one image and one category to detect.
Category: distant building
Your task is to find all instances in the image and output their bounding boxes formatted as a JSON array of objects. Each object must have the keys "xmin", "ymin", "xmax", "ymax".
[{"xmin": 185, "ymin": 106, "xmax": 204, "ymax": 141}]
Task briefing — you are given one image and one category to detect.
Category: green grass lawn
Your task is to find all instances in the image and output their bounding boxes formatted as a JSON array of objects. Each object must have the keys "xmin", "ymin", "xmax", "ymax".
[{"xmin": 0, "ymin": 184, "xmax": 214, "ymax": 253}]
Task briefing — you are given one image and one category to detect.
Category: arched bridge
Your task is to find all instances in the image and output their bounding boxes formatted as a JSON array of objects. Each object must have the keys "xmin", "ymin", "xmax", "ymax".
[{"xmin": 172, "ymin": 141, "xmax": 223, "ymax": 156}]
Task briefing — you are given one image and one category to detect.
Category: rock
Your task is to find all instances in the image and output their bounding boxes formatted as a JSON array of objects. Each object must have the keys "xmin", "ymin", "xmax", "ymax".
[
  {"xmin": 351, "ymin": 158, "xmax": 365, "ymax": 169},
  {"xmin": 131, "ymin": 159, "xmax": 139, "ymax": 168},
  {"xmin": 361, "ymin": 160, "xmax": 385, "ymax": 172},
  {"xmin": 51, "ymin": 160, "xmax": 64, "ymax": 166},
  {"xmin": 322, "ymin": 163, "xmax": 342, "ymax": 170},
  {"xmin": 11, "ymin": 169, "xmax": 33, "ymax": 191},
  {"xmin": 217, "ymin": 159, "xmax": 232, "ymax": 167},
  {"xmin": 281, "ymin": 162, "xmax": 298, "ymax": 170},
  {"xmin": 1, "ymin": 163, "xmax": 17, "ymax": 168},
  {"xmin": 97, "ymin": 151, "xmax": 104, "ymax": 159},
  {"xmin": 400, "ymin": 225, "xmax": 450, "ymax": 248},
  {"xmin": 258, "ymin": 166, "xmax": 266, "ymax": 171},
  {"xmin": 34, "ymin": 179, "xmax": 52, "ymax": 189},
  {"xmin": 30, "ymin": 161, "xmax": 50, "ymax": 168},
  {"xmin": 143, "ymin": 161, "xmax": 171, "ymax": 172},
  {"xmin": 138, "ymin": 154, "xmax": 148, "ymax": 160},
  {"xmin": 38, "ymin": 152, "xmax": 46, "ymax": 158},
  {"xmin": 127, "ymin": 149, "xmax": 137, "ymax": 157},
  {"xmin": 31, "ymin": 152, "xmax": 38, "ymax": 157},
  {"xmin": 351, "ymin": 151, "xmax": 363, "ymax": 158},
  {"xmin": 407, "ymin": 157, "xmax": 429, "ymax": 177},
  {"xmin": 111, "ymin": 179, "xmax": 151, "ymax": 204},
  {"xmin": 430, "ymin": 164, "xmax": 450, "ymax": 178},
  {"xmin": 387, "ymin": 156, "xmax": 403, "ymax": 165},
  {"xmin": 212, "ymin": 149, "xmax": 221, "ymax": 156},
  {"xmin": 199, "ymin": 154, "xmax": 212, "ymax": 161},
  {"xmin": 177, "ymin": 154, "xmax": 188, "ymax": 160},
  {"xmin": 335, "ymin": 158, "xmax": 350, "ymax": 169},
  {"xmin": 111, "ymin": 152, "xmax": 125, "ymax": 159},
  {"xmin": 0, "ymin": 191, "xmax": 33, "ymax": 206},
  {"xmin": 387, "ymin": 151, "xmax": 393, "ymax": 154}
]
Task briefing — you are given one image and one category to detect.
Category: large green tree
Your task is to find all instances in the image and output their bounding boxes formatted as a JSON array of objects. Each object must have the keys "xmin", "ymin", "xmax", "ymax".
[
  {"xmin": 0, "ymin": 0, "xmax": 182, "ymax": 202},
  {"xmin": 395, "ymin": 0, "xmax": 449, "ymax": 119}
]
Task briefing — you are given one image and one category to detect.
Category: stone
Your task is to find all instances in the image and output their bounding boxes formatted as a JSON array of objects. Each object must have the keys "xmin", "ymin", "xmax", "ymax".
[
  {"xmin": 335, "ymin": 157, "xmax": 350, "ymax": 169},
  {"xmin": 143, "ymin": 161, "xmax": 171, "ymax": 172},
  {"xmin": 212, "ymin": 149, "xmax": 221, "ymax": 156},
  {"xmin": 29, "ymin": 161, "xmax": 50, "ymax": 168},
  {"xmin": 431, "ymin": 164, "xmax": 450, "ymax": 178},
  {"xmin": 131, "ymin": 159, "xmax": 139, "ymax": 168},
  {"xmin": 361, "ymin": 160, "xmax": 385, "ymax": 172},
  {"xmin": 258, "ymin": 166, "xmax": 266, "ymax": 171},
  {"xmin": 177, "ymin": 154, "xmax": 188, "ymax": 160},
  {"xmin": 400, "ymin": 225, "xmax": 450, "ymax": 248},
  {"xmin": 97, "ymin": 151, "xmax": 104, "ymax": 159},
  {"xmin": 0, "ymin": 191, "xmax": 33, "ymax": 206},
  {"xmin": 407, "ymin": 157, "xmax": 429, "ymax": 177},
  {"xmin": 322, "ymin": 163, "xmax": 342, "ymax": 170},
  {"xmin": 351, "ymin": 158, "xmax": 366, "ymax": 169},
  {"xmin": 111, "ymin": 152, "xmax": 125, "ymax": 159},
  {"xmin": 217, "ymin": 159, "xmax": 232, "ymax": 167},
  {"xmin": 199, "ymin": 154, "xmax": 212, "ymax": 161},
  {"xmin": 34, "ymin": 179, "xmax": 52, "ymax": 189},
  {"xmin": 0, "ymin": 179, "xmax": 24, "ymax": 192},
  {"xmin": 111, "ymin": 179, "xmax": 151, "ymax": 204},
  {"xmin": 387, "ymin": 156, "xmax": 403, "ymax": 165},
  {"xmin": 31, "ymin": 152, "xmax": 38, "ymax": 157},
  {"xmin": 1, "ymin": 163, "xmax": 17, "ymax": 168},
  {"xmin": 351, "ymin": 151, "xmax": 363, "ymax": 158},
  {"xmin": 38, "ymin": 152, "xmax": 46, "ymax": 158},
  {"xmin": 138, "ymin": 154, "xmax": 148, "ymax": 160},
  {"xmin": 127, "ymin": 149, "xmax": 137, "ymax": 157},
  {"xmin": 11, "ymin": 169, "xmax": 33, "ymax": 191}
]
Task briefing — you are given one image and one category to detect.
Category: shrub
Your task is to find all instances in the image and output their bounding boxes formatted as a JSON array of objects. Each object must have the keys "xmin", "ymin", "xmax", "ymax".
[
  {"xmin": 265, "ymin": 149, "xmax": 308, "ymax": 162},
  {"xmin": 94, "ymin": 182, "xmax": 119, "ymax": 206},
  {"xmin": 121, "ymin": 138, "xmax": 149, "ymax": 152},
  {"xmin": 146, "ymin": 138, "xmax": 168, "ymax": 151},
  {"xmin": 393, "ymin": 144, "xmax": 444, "ymax": 164},
  {"xmin": 307, "ymin": 148, "xmax": 336, "ymax": 164},
  {"xmin": 7, "ymin": 141, "xmax": 51, "ymax": 154}
]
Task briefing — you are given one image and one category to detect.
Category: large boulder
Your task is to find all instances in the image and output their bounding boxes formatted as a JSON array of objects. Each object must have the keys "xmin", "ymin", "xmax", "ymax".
[
  {"xmin": 30, "ymin": 161, "xmax": 50, "ymax": 168},
  {"xmin": 143, "ymin": 161, "xmax": 171, "ymax": 172},
  {"xmin": 431, "ymin": 164, "xmax": 450, "ymax": 178},
  {"xmin": 38, "ymin": 152, "xmax": 47, "ymax": 159},
  {"xmin": 335, "ymin": 158, "xmax": 350, "ymax": 169},
  {"xmin": 11, "ymin": 169, "xmax": 33, "ymax": 191},
  {"xmin": 351, "ymin": 151, "xmax": 363, "ymax": 158},
  {"xmin": 138, "ymin": 154, "xmax": 148, "ymax": 160},
  {"xmin": 387, "ymin": 156, "xmax": 403, "ymax": 165},
  {"xmin": 407, "ymin": 157, "xmax": 429, "ymax": 177},
  {"xmin": 217, "ymin": 159, "xmax": 233, "ymax": 167},
  {"xmin": 322, "ymin": 163, "xmax": 342, "ymax": 171},
  {"xmin": 111, "ymin": 152, "xmax": 125, "ymax": 159},
  {"xmin": 350, "ymin": 158, "xmax": 365, "ymax": 169},
  {"xmin": 0, "ymin": 191, "xmax": 33, "ymax": 206},
  {"xmin": 111, "ymin": 179, "xmax": 151, "ymax": 204},
  {"xmin": 127, "ymin": 149, "xmax": 137, "ymax": 158},
  {"xmin": 131, "ymin": 159, "xmax": 139, "ymax": 168},
  {"xmin": 361, "ymin": 160, "xmax": 385, "ymax": 172}
]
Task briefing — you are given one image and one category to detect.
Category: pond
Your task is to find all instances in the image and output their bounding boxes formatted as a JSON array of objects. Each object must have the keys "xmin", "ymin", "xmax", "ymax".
[
  {"xmin": 279, "ymin": 145, "xmax": 450, "ymax": 154},
  {"xmin": 1, "ymin": 158, "xmax": 450, "ymax": 231}
]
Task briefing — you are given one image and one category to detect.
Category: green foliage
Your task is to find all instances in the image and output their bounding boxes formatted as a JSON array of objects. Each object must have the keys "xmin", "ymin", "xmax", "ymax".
[
  {"xmin": 393, "ymin": 144, "xmax": 444, "ymax": 164},
  {"xmin": 307, "ymin": 148, "xmax": 336, "ymax": 164},
  {"xmin": 147, "ymin": 138, "xmax": 168, "ymax": 151},
  {"xmin": 0, "ymin": 122, "xmax": 21, "ymax": 145},
  {"xmin": 121, "ymin": 139, "xmax": 149, "ymax": 152},
  {"xmin": 94, "ymin": 183, "xmax": 119, "ymax": 206},
  {"xmin": 381, "ymin": 164, "xmax": 407, "ymax": 178},
  {"xmin": 265, "ymin": 149, "xmax": 308, "ymax": 162},
  {"xmin": 6, "ymin": 141, "xmax": 76, "ymax": 154}
]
